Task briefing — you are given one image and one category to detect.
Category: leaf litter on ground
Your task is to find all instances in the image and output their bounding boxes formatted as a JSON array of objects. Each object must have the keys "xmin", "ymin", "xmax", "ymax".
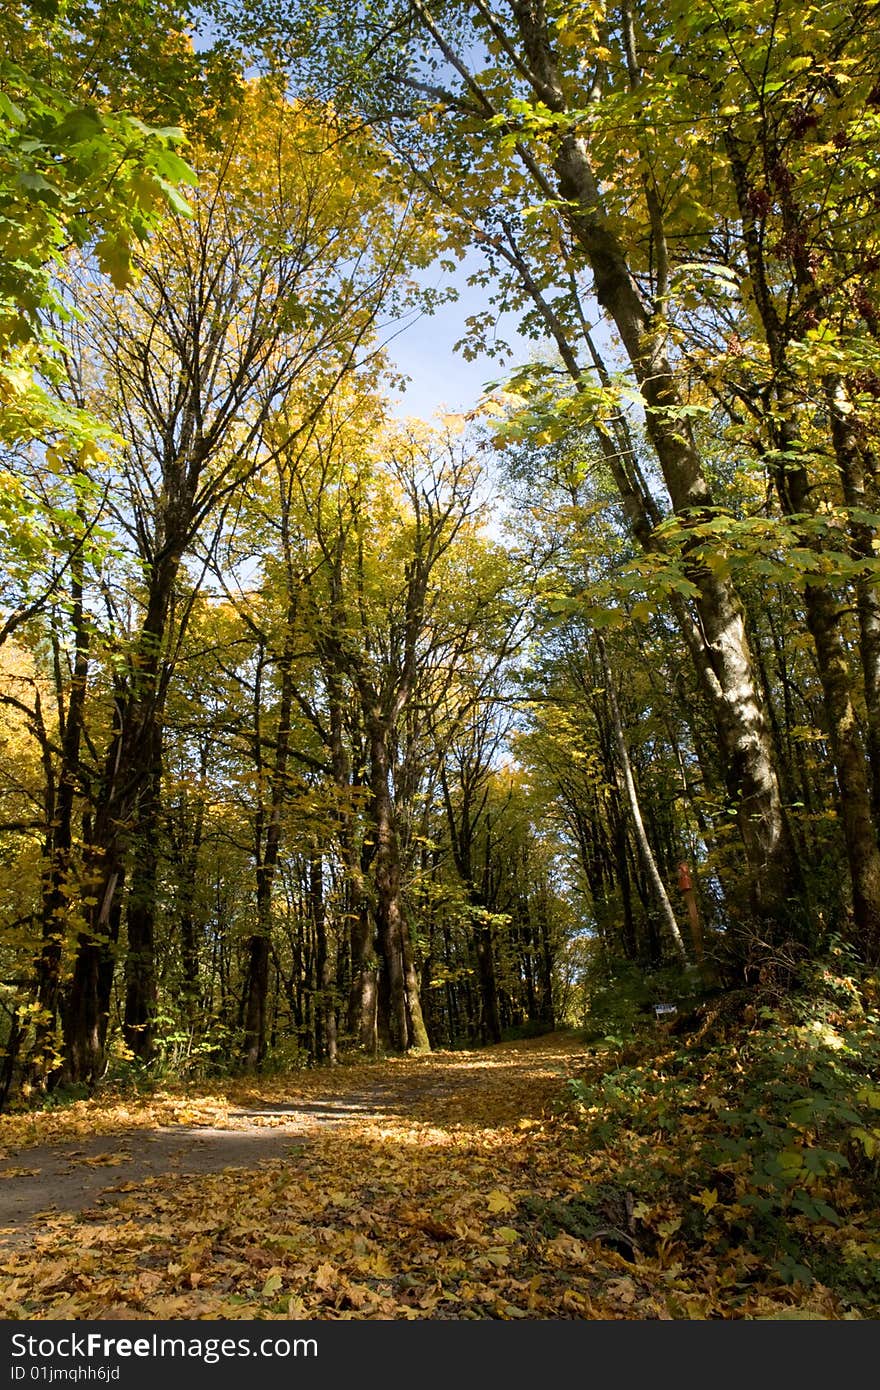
[{"xmin": 0, "ymin": 1024, "xmax": 875, "ymax": 1320}]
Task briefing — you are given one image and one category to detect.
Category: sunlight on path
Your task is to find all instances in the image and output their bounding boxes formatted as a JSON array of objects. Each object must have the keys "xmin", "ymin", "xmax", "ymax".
[
  {"xmin": 0, "ymin": 1033, "xmax": 603, "ymax": 1319},
  {"xmin": 0, "ymin": 1031, "xmax": 851, "ymax": 1320}
]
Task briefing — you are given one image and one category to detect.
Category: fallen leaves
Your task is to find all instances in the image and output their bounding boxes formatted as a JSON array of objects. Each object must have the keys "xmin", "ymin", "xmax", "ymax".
[
  {"xmin": 0, "ymin": 1029, "xmax": 873, "ymax": 1320},
  {"xmin": 0, "ymin": 1037, "xmax": 612, "ymax": 1320},
  {"xmin": 0, "ymin": 1091, "xmax": 238, "ymax": 1154}
]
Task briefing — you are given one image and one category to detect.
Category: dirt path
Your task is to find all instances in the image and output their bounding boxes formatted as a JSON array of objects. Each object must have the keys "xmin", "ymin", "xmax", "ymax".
[{"xmin": 0, "ymin": 1034, "xmax": 585, "ymax": 1247}]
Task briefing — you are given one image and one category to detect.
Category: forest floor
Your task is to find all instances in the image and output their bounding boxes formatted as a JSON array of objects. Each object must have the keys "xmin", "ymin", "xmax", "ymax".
[
  {"xmin": 0, "ymin": 1023, "xmax": 876, "ymax": 1319},
  {"xmin": 0, "ymin": 1037, "xmax": 574, "ymax": 1243}
]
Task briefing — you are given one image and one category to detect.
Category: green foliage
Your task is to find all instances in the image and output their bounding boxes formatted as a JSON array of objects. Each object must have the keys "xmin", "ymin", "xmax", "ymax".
[
  {"xmin": 0, "ymin": 2, "xmax": 201, "ymax": 447},
  {"xmin": 579, "ymin": 957, "xmax": 708, "ymax": 1043},
  {"xmin": 0, "ymin": 60, "xmax": 195, "ymax": 341},
  {"xmin": 566, "ymin": 948, "xmax": 880, "ymax": 1311},
  {"xmin": 102, "ymin": 1013, "xmax": 243, "ymax": 1087}
]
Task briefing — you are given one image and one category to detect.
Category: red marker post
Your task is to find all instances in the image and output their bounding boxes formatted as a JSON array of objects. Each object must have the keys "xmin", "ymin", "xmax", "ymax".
[{"xmin": 677, "ymin": 861, "xmax": 703, "ymax": 962}]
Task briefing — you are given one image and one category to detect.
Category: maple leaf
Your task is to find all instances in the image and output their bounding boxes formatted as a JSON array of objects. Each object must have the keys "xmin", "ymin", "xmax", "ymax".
[{"xmin": 486, "ymin": 1189, "xmax": 516, "ymax": 1215}]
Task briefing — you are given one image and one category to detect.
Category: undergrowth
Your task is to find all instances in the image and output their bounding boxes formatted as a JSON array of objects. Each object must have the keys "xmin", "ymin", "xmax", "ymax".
[{"xmin": 562, "ymin": 945, "xmax": 880, "ymax": 1315}]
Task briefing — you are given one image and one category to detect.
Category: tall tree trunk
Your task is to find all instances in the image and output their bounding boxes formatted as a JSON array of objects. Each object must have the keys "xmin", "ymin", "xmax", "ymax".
[
  {"xmin": 241, "ymin": 629, "xmax": 296, "ymax": 1070},
  {"xmin": 801, "ymin": 580, "xmax": 880, "ymax": 961},
  {"xmin": 177, "ymin": 779, "xmax": 206, "ymax": 1023},
  {"xmin": 63, "ymin": 543, "xmax": 180, "ymax": 1081},
  {"xmin": 368, "ymin": 720, "xmax": 429, "ymax": 1051},
  {"xmin": 400, "ymin": 909, "xmax": 430, "ymax": 1050},
  {"xmin": 30, "ymin": 545, "xmax": 89, "ymax": 1086},
  {"xmin": 440, "ymin": 765, "xmax": 502, "ymax": 1043},
  {"xmin": 63, "ymin": 853, "xmax": 125, "ymax": 1087},
  {"xmin": 240, "ymin": 932, "xmax": 271, "ymax": 1073},
  {"xmin": 725, "ymin": 133, "xmax": 880, "ymax": 960},
  {"xmin": 611, "ymin": 800, "xmax": 638, "ymax": 961},
  {"xmin": 774, "ymin": 411, "xmax": 880, "ymax": 961},
  {"xmin": 326, "ymin": 677, "xmax": 377, "ymax": 1052},
  {"xmin": 348, "ymin": 893, "xmax": 378, "ymax": 1051},
  {"xmin": 123, "ymin": 723, "xmax": 162, "ymax": 1059},
  {"xmin": 537, "ymin": 895, "xmax": 556, "ymax": 1029},
  {"xmin": 311, "ymin": 854, "xmax": 337, "ymax": 1064},
  {"xmin": 828, "ymin": 376, "xmax": 880, "ymax": 820},
  {"xmin": 598, "ymin": 637, "xmax": 689, "ymax": 963},
  {"xmin": 474, "ymin": 912, "xmax": 502, "ymax": 1044}
]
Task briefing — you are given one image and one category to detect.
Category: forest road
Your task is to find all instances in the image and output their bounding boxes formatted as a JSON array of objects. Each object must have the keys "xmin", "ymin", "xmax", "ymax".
[
  {"xmin": 0, "ymin": 1090, "xmax": 410, "ymax": 1244},
  {"xmin": 0, "ymin": 1033, "xmax": 585, "ymax": 1246}
]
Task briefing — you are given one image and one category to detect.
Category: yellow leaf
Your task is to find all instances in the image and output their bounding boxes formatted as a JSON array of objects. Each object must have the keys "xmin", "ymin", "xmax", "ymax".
[
  {"xmin": 691, "ymin": 1188, "xmax": 719, "ymax": 1212},
  {"xmin": 314, "ymin": 1263, "xmax": 337, "ymax": 1292},
  {"xmin": 607, "ymin": 1276, "xmax": 637, "ymax": 1304},
  {"xmin": 656, "ymin": 1217, "xmax": 682, "ymax": 1238},
  {"xmin": 440, "ymin": 413, "xmax": 466, "ymax": 435},
  {"xmin": 486, "ymin": 1189, "xmax": 516, "ymax": 1215}
]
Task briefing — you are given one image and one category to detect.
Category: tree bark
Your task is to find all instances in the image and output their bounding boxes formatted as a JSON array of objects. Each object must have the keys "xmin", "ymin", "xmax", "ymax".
[
  {"xmin": 723, "ymin": 131, "xmax": 880, "ymax": 962},
  {"xmin": 63, "ymin": 854, "xmax": 125, "ymax": 1086},
  {"xmin": 30, "ymin": 541, "xmax": 89, "ymax": 1086},
  {"xmin": 368, "ymin": 719, "xmax": 430, "ymax": 1051},
  {"xmin": 311, "ymin": 854, "xmax": 338, "ymax": 1064},
  {"xmin": 598, "ymin": 637, "xmax": 689, "ymax": 963},
  {"xmin": 241, "ymin": 627, "xmax": 297, "ymax": 1070},
  {"xmin": 827, "ymin": 376, "xmax": 880, "ymax": 820},
  {"xmin": 439, "ymin": 764, "xmax": 502, "ymax": 1042},
  {"xmin": 122, "ymin": 723, "xmax": 162, "ymax": 1060},
  {"xmin": 63, "ymin": 537, "xmax": 181, "ymax": 1081}
]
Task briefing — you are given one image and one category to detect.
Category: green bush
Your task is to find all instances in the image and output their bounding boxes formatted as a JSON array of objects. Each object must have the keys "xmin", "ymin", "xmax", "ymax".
[
  {"xmin": 564, "ymin": 945, "xmax": 880, "ymax": 1312},
  {"xmin": 580, "ymin": 956, "xmax": 709, "ymax": 1042}
]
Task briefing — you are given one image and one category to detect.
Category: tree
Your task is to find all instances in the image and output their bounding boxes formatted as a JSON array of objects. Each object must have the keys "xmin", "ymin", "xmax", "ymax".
[
  {"xmin": 0, "ymin": 72, "xmax": 438, "ymax": 1084},
  {"xmin": 295, "ymin": 421, "xmax": 505, "ymax": 1051},
  {"xmin": 252, "ymin": 0, "xmax": 811, "ymax": 941}
]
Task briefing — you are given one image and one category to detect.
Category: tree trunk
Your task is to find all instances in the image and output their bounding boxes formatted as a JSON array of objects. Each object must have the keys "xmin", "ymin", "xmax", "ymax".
[
  {"xmin": 611, "ymin": 800, "xmax": 638, "ymax": 961},
  {"xmin": 828, "ymin": 376, "xmax": 880, "ymax": 820},
  {"xmin": 311, "ymin": 854, "xmax": 337, "ymax": 1064},
  {"xmin": 400, "ymin": 909, "xmax": 431, "ymax": 1050},
  {"xmin": 368, "ymin": 720, "xmax": 429, "ymax": 1051},
  {"xmin": 474, "ymin": 913, "xmax": 502, "ymax": 1043},
  {"xmin": 176, "ymin": 780, "xmax": 206, "ymax": 1024},
  {"xmin": 240, "ymin": 932, "xmax": 271, "ymax": 1073},
  {"xmin": 63, "ymin": 540, "xmax": 180, "ymax": 1081},
  {"xmin": 771, "ymin": 411, "xmax": 880, "ymax": 961},
  {"xmin": 241, "ymin": 626, "xmax": 298, "ymax": 1070},
  {"xmin": 440, "ymin": 764, "xmax": 502, "ymax": 1044},
  {"xmin": 348, "ymin": 895, "xmax": 378, "ymax": 1051},
  {"xmin": 724, "ymin": 133, "xmax": 880, "ymax": 960},
  {"xmin": 30, "ymin": 545, "xmax": 89, "ymax": 1086},
  {"xmin": 123, "ymin": 724, "xmax": 162, "ymax": 1060},
  {"xmin": 801, "ymin": 580, "xmax": 880, "ymax": 961},
  {"xmin": 599, "ymin": 637, "xmax": 689, "ymax": 963},
  {"xmin": 63, "ymin": 854, "xmax": 125, "ymax": 1087}
]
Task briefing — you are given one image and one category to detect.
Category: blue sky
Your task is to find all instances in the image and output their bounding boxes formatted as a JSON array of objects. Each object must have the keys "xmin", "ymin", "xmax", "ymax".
[{"xmin": 382, "ymin": 249, "xmax": 542, "ymax": 422}]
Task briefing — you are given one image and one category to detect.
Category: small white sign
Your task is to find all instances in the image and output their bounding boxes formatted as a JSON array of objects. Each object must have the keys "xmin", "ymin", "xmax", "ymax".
[{"xmin": 653, "ymin": 1003, "xmax": 677, "ymax": 1018}]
